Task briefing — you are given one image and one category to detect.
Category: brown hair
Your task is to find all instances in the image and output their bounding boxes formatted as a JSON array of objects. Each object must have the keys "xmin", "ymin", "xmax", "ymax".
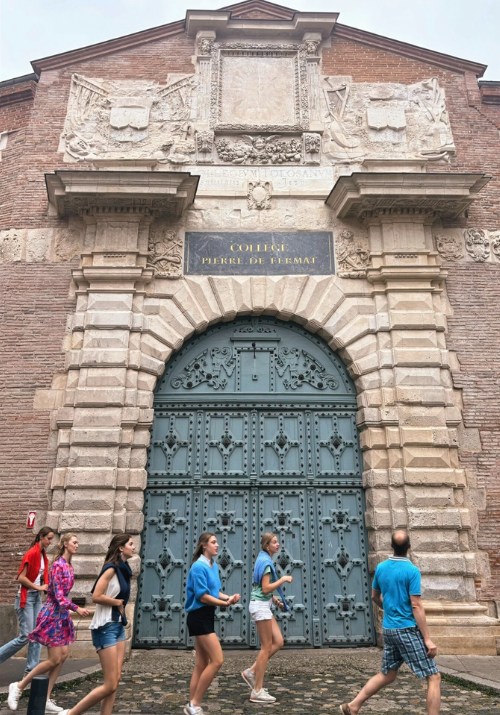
[
  {"xmin": 192, "ymin": 532, "xmax": 215, "ymax": 563},
  {"xmin": 53, "ymin": 532, "xmax": 78, "ymax": 563},
  {"xmin": 104, "ymin": 533, "xmax": 133, "ymax": 564},
  {"xmin": 31, "ymin": 526, "xmax": 55, "ymax": 548},
  {"xmin": 260, "ymin": 532, "xmax": 277, "ymax": 553}
]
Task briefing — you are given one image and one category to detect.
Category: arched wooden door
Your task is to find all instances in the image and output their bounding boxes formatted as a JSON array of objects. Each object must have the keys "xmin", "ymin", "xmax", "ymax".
[{"xmin": 134, "ymin": 317, "xmax": 374, "ymax": 648}]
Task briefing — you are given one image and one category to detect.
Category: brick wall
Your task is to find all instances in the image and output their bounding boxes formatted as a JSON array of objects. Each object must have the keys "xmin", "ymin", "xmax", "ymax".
[
  {"xmin": 0, "ymin": 264, "xmax": 76, "ymax": 602},
  {"xmin": 0, "ymin": 19, "xmax": 499, "ymax": 607}
]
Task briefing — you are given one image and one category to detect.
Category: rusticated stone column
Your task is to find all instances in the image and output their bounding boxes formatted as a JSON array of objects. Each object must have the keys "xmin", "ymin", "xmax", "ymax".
[
  {"xmin": 44, "ymin": 169, "xmax": 199, "ymax": 653},
  {"xmin": 327, "ymin": 168, "xmax": 500, "ymax": 654}
]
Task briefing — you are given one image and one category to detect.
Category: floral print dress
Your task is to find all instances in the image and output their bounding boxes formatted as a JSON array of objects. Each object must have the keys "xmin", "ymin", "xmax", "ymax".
[{"xmin": 29, "ymin": 557, "xmax": 78, "ymax": 647}]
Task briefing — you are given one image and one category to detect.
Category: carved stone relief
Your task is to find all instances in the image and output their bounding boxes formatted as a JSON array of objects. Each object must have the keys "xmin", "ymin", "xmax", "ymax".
[
  {"xmin": 322, "ymin": 76, "xmax": 455, "ymax": 164},
  {"xmin": 60, "ymin": 56, "xmax": 455, "ymax": 167},
  {"xmin": 434, "ymin": 235, "xmax": 464, "ymax": 262},
  {"xmin": 0, "ymin": 229, "xmax": 23, "ymax": 262},
  {"xmin": 434, "ymin": 229, "xmax": 500, "ymax": 264},
  {"xmin": 147, "ymin": 226, "xmax": 183, "ymax": 278},
  {"xmin": 335, "ymin": 229, "xmax": 370, "ymax": 277},
  {"xmin": 60, "ymin": 73, "xmax": 196, "ymax": 163},
  {"xmin": 465, "ymin": 228, "xmax": 490, "ymax": 263},
  {"xmin": 215, "ymin": 135, "xmax": 302, "ymax": 165},
  {"xmin": 247, "ymin": 181, "xmax": 272, "ymax": 210}
]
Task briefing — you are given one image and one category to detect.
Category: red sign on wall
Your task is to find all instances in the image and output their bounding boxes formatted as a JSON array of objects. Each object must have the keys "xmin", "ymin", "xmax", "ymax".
[{"xmin": 26, "ymin": 511, "xmax": 37, "ymax": 529}]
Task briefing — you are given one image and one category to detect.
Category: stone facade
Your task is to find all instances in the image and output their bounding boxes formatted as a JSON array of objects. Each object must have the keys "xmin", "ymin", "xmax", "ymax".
[{"xmin": 0, "ymin": 1, "xmax": 499, "ymax": 654}]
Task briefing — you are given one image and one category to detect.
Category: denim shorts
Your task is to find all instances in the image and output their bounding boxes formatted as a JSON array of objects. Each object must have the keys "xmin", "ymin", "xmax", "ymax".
[
  {"xmin": 91, "ymin": 621, "xmax": 126, "ymax": 651},
  {"xmin": 381, "ymin": 627, "xmax": 439, "ymax": 679}
]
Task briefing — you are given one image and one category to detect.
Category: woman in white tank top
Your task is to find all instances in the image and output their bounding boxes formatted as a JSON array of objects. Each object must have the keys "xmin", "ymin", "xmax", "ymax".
[{"xmin": 58, "ymin": 533, "xmax": 135, "ymax": 715}]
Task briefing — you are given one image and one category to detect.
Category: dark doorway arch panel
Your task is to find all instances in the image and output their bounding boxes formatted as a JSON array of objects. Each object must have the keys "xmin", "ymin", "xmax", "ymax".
[{"xmin": 135, "ymin": 317, "xmax": 374, "ymax": 648}]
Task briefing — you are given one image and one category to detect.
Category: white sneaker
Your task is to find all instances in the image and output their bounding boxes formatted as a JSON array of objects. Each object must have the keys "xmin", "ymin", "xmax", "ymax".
[
  {"xmin": 7, "ymin": 683, "xmax": 22, "ymax": 711},
  {"xmin": 250, "ymin": 688, "xmax": 276, "ymax": 703},
  {"xmin": 241, "ymin": 668, "xmax": 256, "ymax": 689},
  {"xmin": 45, "ymin": 699, "xmax": 64, "ymax": 713},
  {"xmin": 183, "ymin": 705, "xmax": 205, "ymax": 715}
]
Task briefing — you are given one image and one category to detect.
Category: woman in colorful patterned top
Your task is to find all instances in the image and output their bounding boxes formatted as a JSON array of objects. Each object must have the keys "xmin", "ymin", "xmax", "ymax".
[
  {"xmin": 7, "ymin": 533, "xmax": 90, "ymax": 712},
  {"xmin": 241, "ymin": 532, "xmax": 293, "ymax": 704},
  {"xmin": 183, "ymin": 532, "xmax": 240, "ymax": 715}
]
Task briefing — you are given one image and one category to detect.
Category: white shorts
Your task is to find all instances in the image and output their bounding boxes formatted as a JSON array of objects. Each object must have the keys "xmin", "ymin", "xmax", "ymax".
[{"xmin": 249, "ymin": 600, "xmax": 273, "ymax": 622}]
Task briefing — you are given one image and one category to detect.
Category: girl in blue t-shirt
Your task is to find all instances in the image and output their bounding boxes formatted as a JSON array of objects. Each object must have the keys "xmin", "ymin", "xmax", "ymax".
[
  {"xmin": 184, "ymin": 532, "xmax": 240, "ymax": 715},
  {"xmin": 240, "ymin": 532, "xmax": 293, "ymax": 704}
]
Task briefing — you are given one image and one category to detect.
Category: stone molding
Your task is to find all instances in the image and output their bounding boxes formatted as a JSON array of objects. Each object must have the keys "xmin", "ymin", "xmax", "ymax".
[
  {"xmin": 46, "ymin": 170, "xmax": 199, "ymax": 219},
  {"xmin": 326, "ymin": 172, "xmax": 490, "ymax": 221}
]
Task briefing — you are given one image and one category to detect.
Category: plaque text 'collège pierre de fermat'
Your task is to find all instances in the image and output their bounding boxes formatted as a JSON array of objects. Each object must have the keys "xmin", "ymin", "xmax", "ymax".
[{"xmin": 184, "ymin": 232, "xmax": 334, "ymax": 275}]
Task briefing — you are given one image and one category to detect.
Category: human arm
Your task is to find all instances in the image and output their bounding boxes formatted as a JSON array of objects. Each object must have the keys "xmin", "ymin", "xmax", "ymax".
[
  {"xmin": 199, "ymin": 592, "xmax": 240, "ymax": 607},
  {"xmin": 410, "ymin": 595, "xmax": 437, "ymax": 657},
  {"xmin": 92, "ymin": 567, "xmax": 125, "ymax": 614},
  {"xmin": 16, "ymin": 564, "xmax": 48, "ymax": 593},
  {"xmin": 261, "ymin": 571, "xmax": 293, "ymax": 595},
  {"xmin": 371, "ymin": 588, "xmax": 383, "ymax": 608},
  {"xmin": 51, "ymin": 561, "xmax": 90, "ymax": 617}
]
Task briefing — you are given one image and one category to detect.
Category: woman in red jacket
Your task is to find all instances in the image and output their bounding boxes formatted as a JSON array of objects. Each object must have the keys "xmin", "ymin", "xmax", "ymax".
[{"xmin": 0, "ymin": 527, "xmax": 55, "ymax": 679}]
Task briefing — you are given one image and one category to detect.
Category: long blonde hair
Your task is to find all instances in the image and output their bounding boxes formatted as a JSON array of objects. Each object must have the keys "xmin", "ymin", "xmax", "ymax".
[{"xmin": 53, "ymin": 532, "xmax": 77, "ymax": 563}]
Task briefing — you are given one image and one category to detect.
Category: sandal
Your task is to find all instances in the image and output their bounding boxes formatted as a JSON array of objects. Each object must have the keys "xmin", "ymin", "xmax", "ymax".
[{"xmin": 339, "ymin": 706, "xmax": 352, "ymax": 715}]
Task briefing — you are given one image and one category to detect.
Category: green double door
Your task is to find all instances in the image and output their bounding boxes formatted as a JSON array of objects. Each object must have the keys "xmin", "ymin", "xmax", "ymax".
[{"xmin": 135, "ymin": 318, "xmax": 373, "ymax": 648}]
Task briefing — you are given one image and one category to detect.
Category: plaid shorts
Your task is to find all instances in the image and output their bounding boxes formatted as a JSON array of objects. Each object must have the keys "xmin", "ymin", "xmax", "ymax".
[{"xmin": 381, "ymin": 627, "xmax": 439, "ymax": 679}]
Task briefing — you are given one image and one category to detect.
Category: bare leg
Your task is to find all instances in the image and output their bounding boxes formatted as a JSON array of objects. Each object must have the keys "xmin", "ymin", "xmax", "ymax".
[
  {"xmin": 189, "ymin": 633, "xmax": 223, "ymax": 708},
  {"xmin": 47, "ymin": 647, "xmax": 69, "ymax": 700},
  {"xmin": 426, "ymin": 673, "xmax": 441, "ymax": 715},
  {"xmin": 68, "ymin": 641, "xmax": 126, "ymax": 715},
  {"xmin": 253, "ymin": 617, "xmax": 283, "ymax": 691},
  {"xmin": 16, "ymin": 646, "xmax": 67, "ymax": 693},
  {"xmin": 347, "ymin": 670, "xmax": 398, "ymax": 714}
]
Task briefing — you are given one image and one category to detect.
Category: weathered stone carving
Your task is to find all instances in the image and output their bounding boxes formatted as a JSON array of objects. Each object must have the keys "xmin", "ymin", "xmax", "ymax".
[
  {"xmin": 322, "ymin": 76, "xmax": 455, "ymax": 164},
  {"xmin": 434, "ymin": 234, "xmax": 464, "ymax": 261},
  {"xmin": 247, "ymin": 181, "xmax": 272, "ymax": 210},
  {"xmin": 464, "ymin": 228, "xmax": 490, "ymax": 262},
  {"xmin": 60, "ymin": 73, "xmax": 196, "ymax": 163},
  {"xmin": 303, "ymin": 39, "xmax": 320, "ymax": 56},
  {"xmin": 215, "ymin": 135, "xmax": 302, "ymax": 164},
  {"xmin": 490, "ymin": 232, "xmax": 500, "ymax": 260},
  {"xmin": 211, "ymin": 43, "xmax": 309, "ymax": 132},
  {"xmin": 0, "ymin": 229, "xmax": 23, "ymax": 262},
  {"xmin": 147, "ymin": 228, "xmax": 183, "ymax": 277},
  {"xmin": 198, "ymin": 38, "xmax": 213, "ymax": 55},
  {"xmin": 59, "ymin": 64, "xmax": 456, "ymax": 167},
  {"xmin": 335, "ymin": 229, "xmax": 370, "ymax": 276},
  {"xmin": 196, "ymin": 131, "xmax": 214, "ymax": 163}
]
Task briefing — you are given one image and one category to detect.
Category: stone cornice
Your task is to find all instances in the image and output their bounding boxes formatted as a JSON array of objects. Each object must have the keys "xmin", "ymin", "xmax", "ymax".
[
  {"xmin": 186, "ymin": 9, "xmax": 338, "ymax": 39},
  {"xmin": 325, "ymin": 172, "xmax": 490, "ymax": 221},
  {"xmin": 45, "ymin": 170, "xmax": 199, "ymax": 219}
]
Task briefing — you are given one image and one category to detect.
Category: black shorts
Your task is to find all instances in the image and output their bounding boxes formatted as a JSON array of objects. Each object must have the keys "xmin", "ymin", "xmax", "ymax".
[{"xmin": 187, "ymin": 605, "xmax": 216, "ymax": 637}]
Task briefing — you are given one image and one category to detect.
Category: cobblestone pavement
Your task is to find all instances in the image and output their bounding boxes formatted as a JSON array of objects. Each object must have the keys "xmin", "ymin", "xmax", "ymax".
[{"xmin": 2, "ymin": 649, "xmax": 500, "ymax": 715}]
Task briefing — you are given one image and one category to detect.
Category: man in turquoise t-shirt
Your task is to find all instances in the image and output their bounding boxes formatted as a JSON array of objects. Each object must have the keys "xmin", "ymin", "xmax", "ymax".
[{"xmin": 339, "ymin": 530, "xmax": 441, "ymax": 715}]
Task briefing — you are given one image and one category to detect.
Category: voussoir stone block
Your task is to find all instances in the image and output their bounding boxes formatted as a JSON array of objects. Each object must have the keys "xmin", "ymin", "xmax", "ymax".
[
  {"xmin": 74, "ymin": 387, "xmax": 126, "ymax": 406},
  {"xmin": 403, "ymin": 446, "xmax": 453, "ymax": 469}
]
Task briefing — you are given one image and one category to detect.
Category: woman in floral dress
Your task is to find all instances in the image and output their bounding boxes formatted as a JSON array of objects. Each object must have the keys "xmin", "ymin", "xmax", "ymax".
[{"xmin": 7, "ymin": 533, "xmax": 90, "ymax": 712}]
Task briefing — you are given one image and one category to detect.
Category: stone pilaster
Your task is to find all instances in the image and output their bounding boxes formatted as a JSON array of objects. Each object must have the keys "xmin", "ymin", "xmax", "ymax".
[
  {"xmin": 327, "ymin": 168, "xmax": 500, "ymax": 653},
  {"xmin": 44, "ymin": 170, "xmax": 198, "ymax": 653}
]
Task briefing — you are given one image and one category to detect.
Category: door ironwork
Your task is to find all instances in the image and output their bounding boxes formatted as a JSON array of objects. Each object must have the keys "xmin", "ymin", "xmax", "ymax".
[{"xmin": 135, "ymin": 317, "xmax": 373, "ymax": 647}]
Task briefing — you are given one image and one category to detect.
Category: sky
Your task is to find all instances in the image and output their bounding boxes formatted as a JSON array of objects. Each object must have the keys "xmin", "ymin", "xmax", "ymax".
[{"xmin": 0, "ymin": 0, "xmax": 499, "ymax": 83}]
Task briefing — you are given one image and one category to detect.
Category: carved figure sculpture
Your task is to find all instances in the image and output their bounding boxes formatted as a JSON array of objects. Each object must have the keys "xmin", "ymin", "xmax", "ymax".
[
  {"xmin": 464, "ymin": 228, "xmax": 490, "ymax": 263},
  {"xmin": 147, "ymin": 230, "xmax": 183, "ymax": 277}
]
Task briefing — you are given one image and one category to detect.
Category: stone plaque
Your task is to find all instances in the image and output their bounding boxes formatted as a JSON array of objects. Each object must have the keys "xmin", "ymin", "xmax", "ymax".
[{"xmin": 185, "ymin": 232, "xmax": 334, "ymax": 275}]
